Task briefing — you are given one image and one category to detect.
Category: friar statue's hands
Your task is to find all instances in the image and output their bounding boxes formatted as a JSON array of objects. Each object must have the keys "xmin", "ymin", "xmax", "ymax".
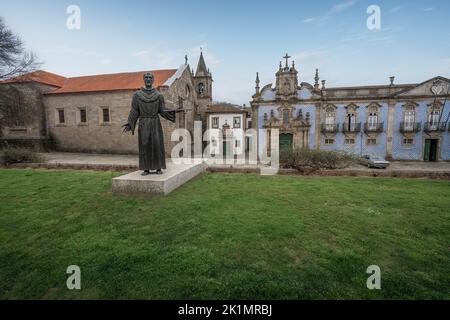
[{"xmin": 122, "ymin": 123, "xmax": 132, "ymax": 133}]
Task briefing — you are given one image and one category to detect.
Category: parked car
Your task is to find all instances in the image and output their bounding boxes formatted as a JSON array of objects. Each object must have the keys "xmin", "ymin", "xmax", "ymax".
[{"xmin": 363, "ymin": 155, "xmax": 390, "ymax": 169}]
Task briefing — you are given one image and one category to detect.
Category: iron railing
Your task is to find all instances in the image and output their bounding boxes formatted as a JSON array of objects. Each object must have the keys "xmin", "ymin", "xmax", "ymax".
[
  {"xmin": 321, "ymin": 123, "xmax": 340, "ymax": 133},
  {"xmin": 400, "ymin": 122, "xmax": 422, "ymax": 133},
  {"xmin": 364, "ymin": 122, "xmax": 384, "ymax": 133},
  {"xmin": 342, "ymin": 122, "xmax": 361, "ymax": 133},
  {"xmin": 423, "ymin": 122, "xmax": 447, "ymax": 132}
]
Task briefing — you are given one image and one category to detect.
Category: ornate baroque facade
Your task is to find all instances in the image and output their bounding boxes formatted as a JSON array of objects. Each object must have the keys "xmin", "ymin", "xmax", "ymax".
[{"xmin": 251, "ymin": 54, "xmax": 450, "ymax": 161}]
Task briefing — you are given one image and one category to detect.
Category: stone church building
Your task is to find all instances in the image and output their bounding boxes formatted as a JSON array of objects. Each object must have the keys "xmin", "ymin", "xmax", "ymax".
[
  {"xmin": 251, "ymin": 54, "xmax": 450, "ymax": 161},
  {"xmin": 0, "ymin": 53, "xmax": 213, "ymax": 154}
]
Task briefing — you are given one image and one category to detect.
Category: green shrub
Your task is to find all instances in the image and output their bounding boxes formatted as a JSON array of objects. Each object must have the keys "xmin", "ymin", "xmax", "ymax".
[
  {"xmin": 280, "ymin": 147, "xmax": 357, "ymax": 171},
  {"xmin": 2, "ymin": 146, "xmax": 45, "ymax": 164}
]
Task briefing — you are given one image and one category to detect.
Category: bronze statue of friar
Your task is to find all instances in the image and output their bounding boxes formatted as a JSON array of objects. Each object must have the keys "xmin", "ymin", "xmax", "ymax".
[{"xmin": 122, "ymin": 72, "xmax": 188, "ymax": 176}]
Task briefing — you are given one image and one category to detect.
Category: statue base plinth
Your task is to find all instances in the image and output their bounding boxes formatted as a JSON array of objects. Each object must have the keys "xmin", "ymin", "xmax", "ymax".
[{"xmin": 112, "ymin": 160, "xmax": 206, "ymax": 196}]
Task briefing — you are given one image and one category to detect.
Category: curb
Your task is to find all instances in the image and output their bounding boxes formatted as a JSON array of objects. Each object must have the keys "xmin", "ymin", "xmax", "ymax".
[
  {"xmin": 0, "ymin": 163, "xmax": 138, "ymax": 172},
  {"xmin": 1, "ymin": 163, "xmax": 450, "ymax": 179}
]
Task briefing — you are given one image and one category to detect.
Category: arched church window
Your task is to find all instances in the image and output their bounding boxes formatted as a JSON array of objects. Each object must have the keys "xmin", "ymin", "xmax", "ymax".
[
  {"xmin": 186, "ymin": 85, "xmax": 191, "ymax": 98},
  {"xmin": 198, "ymin": 83, "xmax": 205, "ymax": 95}
]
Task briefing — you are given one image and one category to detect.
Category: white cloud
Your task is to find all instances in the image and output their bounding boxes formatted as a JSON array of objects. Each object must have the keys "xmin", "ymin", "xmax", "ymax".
[
  {"xmin": 365, "ymin": 36, "xmax": 393, "ymax": 44},
  {"xmin": 389, "ymin": 6, "xmax": 405, "ymax": 13},
  {"xmin": 302, "ymin": 18, "xmax": 316, "ymax": 23},
  {"xmin": 302, "ymin": 0, "xmax": 357, "ymax": 24},
  {"xmin": 331, "ymin": 0, "xmax": 356, "ymax": 12}
]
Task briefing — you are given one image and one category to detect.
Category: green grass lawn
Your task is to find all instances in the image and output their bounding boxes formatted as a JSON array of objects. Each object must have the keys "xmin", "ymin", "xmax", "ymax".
[{"xmin": 0, "ymin": 169, "xmax": 449, "ymax": 300}]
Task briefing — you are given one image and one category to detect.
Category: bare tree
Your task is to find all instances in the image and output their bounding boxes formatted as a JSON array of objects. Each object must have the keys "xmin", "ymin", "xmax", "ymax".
[
  {"xmin": 0, "ymin": 17, "xmax": 41, "ymax": 80},
  {"xmin": 0, "ymin": 85, "xmax": 21, "ymax": 137},
  {"xmin": 0, "ymin": 82, "xmax": 43, "ymax": 138}
]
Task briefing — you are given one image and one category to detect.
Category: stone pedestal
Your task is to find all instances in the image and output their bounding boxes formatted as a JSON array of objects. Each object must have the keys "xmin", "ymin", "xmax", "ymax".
[{"xmin": 112, "ymin": 160, "xmax": 206, "ymax": 196}]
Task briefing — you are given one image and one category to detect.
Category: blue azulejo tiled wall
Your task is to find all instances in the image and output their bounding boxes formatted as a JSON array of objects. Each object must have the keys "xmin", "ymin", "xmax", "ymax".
[
  {"xmin": 319, "ymin": 103, "xmax": 388, "ymax": 158},
  {"xmin": 392, "ymin": 100, "xmax": 450, "ymax": 160},
  {"xmin": 257, "ymin": 100, "xmax": 449, "ymax": 161}
]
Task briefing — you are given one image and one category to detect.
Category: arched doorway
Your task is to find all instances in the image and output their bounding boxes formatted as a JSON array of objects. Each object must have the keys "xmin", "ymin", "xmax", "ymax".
[{"xmin": 279, "ymin": 133, "xmax": 293, "ymax": 151}]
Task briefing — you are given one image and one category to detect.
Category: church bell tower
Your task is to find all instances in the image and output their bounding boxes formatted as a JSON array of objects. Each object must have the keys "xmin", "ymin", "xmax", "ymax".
[{"xmin": 193, "ymin": 50, "xmax": 213, "ymax": 118}]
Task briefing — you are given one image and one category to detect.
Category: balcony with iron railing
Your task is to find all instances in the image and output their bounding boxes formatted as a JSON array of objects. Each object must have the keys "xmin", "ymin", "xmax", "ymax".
[
  {"xmin": 400, "ymin": 122, "xmax": 422, "ymax": 133},
  {"xmin": 321, "ymin": 123, "xmax": 340, "ymax": 133},
  {"xmin": 364, "ymin": 122, "xmax": 384, "ymax": 133},
  {"xmin": 423, "ymin": 122, "xmax": 447, "ymax": 132},
  {"xmin": 342, "ymin": 122, "xmax": 361, "ymax": 133}
]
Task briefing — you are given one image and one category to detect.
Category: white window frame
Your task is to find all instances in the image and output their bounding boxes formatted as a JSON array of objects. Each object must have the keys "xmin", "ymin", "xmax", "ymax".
[
  {"xmin": 402, "ymin": 138, "xmax": 414, "ymax": 145},
  {"xmin": 345, "ymin": 138, "xmax": 355, "ymax": 145},
  {"xmin": 211, "ymin": 117, "xmax": 219, "ymax": 129},
  {"xmin": 233, "ymin": 116, "xmax": 241, "ymax": 129},
  {"xmin": 404, "ymin": 109, "xmax": 415, "ymax": 130},
  {"xmin": 428, "ymin": 110, "xmax": 440, "ymax": 129},
  {"xmin": 325, "ymin": 107, "xmax": 336, "ymax": 131},
  {"xmin": 368, "ymin": 113, "xmax": 378, "ymax": 130}
]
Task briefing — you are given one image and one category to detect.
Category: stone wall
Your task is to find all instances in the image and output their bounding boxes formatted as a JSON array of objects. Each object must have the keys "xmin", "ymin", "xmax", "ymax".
[
  {"xmin": 0, "ymin": 82, "xmax": 56, "ymax": 140},
  {"xmin": 158, "ymin": 66, "xmax": 199, "ymax": 156}
]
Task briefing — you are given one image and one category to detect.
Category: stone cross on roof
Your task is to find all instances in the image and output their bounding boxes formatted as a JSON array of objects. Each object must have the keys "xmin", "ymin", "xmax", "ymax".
[{"xmin": 283, "ymin": 53, "xmax": 291, "ymax": 68}]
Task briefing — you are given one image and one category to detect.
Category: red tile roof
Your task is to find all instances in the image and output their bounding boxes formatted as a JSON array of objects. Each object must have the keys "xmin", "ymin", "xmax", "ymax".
[
  {"xmin": 48, "ymin": 69, "xmax": 177, "ymax": 94},
  {"xmin": 1, "ymin": 70, "xmax": 66, "ymax": 87},
  {"xmin": 2, "ymin": 69, "xmax": 178, "ymax": 94}
]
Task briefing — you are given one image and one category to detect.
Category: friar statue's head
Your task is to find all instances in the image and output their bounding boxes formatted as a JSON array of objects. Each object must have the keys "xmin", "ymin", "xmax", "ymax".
[{"xmin": 143, "ymin": 72, "xmax": 154, "ymax": 89}]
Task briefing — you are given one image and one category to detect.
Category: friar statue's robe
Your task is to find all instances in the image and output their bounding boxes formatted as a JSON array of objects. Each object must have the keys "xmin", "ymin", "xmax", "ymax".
[{"xmin": 127, "ymin": 87, "xmax": 176, "ymax": 171}]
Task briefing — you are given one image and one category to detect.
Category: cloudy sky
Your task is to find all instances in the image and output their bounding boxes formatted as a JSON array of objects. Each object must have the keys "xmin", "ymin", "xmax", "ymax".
[{"xmin": 1, "ymin": 0, "xmax": 450, "ymax": 105}]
